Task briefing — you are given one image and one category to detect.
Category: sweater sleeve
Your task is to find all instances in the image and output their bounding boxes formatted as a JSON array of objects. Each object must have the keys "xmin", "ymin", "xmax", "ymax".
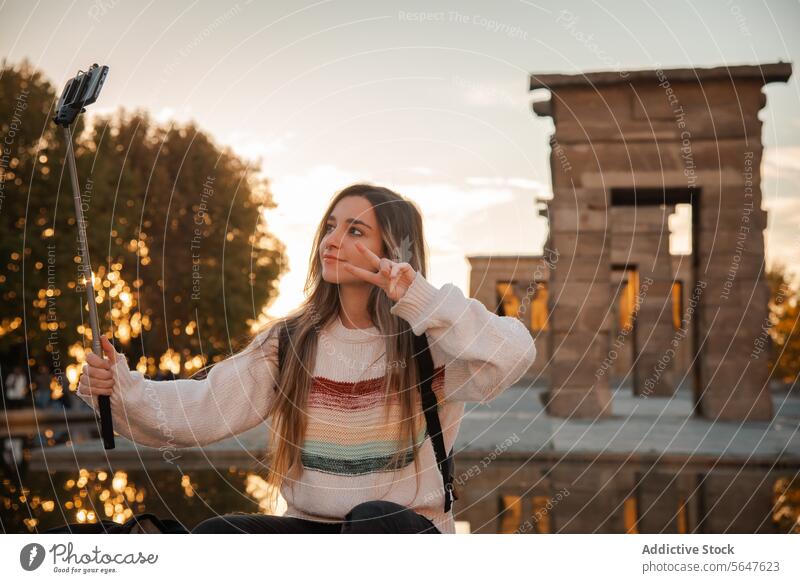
[
  {"xmin": 76, "ymin": 327, "xmax": 280, "ymax": 449},
  {"xmin": 389, "ymin": 271, "xmax": 537, "ymax": 403}
]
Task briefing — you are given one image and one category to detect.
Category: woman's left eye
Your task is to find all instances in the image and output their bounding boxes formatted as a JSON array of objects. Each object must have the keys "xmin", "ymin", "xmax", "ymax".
[{"xmin": 324, "ymin": 224, "xmax": 362, "ymax": 236}]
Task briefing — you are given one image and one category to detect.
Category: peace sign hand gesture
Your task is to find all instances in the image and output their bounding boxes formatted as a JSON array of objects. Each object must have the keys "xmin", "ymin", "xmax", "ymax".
[{"xmin": 341, "ymin": 241, "xmax": 417, "ymax": 302}]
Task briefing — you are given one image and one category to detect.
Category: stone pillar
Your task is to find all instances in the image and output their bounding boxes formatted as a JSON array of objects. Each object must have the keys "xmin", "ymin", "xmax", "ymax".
[
  {"xmin": 544, "ymin": 183, "xmax": 613, "ymax": 418},
  {"xmin": 531, "ymin": 63, "xmax": 791, "ymax": 420},
  {"xmin": 697, "ymin": 175, "xmax": 772, "ymax": 420}
]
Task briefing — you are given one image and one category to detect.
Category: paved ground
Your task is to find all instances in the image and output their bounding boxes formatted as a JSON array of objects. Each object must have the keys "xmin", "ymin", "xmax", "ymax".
[
  {"xmin": 457, "ymin": 384, "xmax": 800, "ymax": 462},
  {"xmin": 27, "ymin": 383, "xmax": 800, "ymax": 470}
]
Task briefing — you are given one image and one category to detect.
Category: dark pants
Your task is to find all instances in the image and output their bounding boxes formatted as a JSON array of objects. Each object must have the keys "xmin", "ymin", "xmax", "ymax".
[{"xmin": 191, "ymin": 500, "xmax": 440, "ymax": 534}]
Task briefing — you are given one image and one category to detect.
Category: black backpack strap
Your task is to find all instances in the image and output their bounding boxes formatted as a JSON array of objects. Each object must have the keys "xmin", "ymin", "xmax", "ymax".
[
  {"xmin": 277, "ymin": 320, "xmax": 296, "ymax": 374},
  {"xmin": 412, "ymin": 331, "xmax": 457, "ymax": 513},
  {"xmin": 277, "ymin": 323, "xmax": 287, "ymax": 374}
]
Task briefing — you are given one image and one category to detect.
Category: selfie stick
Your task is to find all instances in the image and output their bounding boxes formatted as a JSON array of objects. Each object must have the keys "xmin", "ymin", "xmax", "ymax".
[{"xmin": 53, "ymin": 63, "xmax": 115, "ymax": 449}]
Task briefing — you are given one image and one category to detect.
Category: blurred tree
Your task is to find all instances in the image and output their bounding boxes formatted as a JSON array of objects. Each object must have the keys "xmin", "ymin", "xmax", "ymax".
[
  {"xmin": 1, "ymin": 58, "xmax": 287, "ymax": 381},
  {"xmin": 0, "ymin": 58, "xmax": 78, "ymax": 369},
  {"xmin": 766, "ymin": 264, "xmax": 799, "ymax": 386},
  {"xmin": 772, "ymin": 476, "xmax": 800, "ymax": 534}
]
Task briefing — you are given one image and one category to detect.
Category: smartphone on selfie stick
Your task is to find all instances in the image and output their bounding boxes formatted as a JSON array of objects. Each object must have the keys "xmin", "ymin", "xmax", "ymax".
[{"xmin": 53, "ymin": 63, "xmax": 115, "ymax": 449}]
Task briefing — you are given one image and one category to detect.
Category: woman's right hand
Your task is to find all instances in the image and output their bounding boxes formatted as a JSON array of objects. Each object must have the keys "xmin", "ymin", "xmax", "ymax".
[{"xmin": 77, "ymin": 335, "xmax": 125, "ymax": 398}]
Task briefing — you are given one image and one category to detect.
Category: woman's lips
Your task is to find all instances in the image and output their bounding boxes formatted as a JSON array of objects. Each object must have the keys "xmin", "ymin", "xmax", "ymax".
[{"xmin": 323, "ymin": 256, "xmax": 344, "ymax": 263}]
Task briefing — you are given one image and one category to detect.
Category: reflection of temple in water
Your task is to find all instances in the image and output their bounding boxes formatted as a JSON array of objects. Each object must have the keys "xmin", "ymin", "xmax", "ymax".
[{"xmin": 457, "ymin": 62, "xmax": 800, "ymax": 533}]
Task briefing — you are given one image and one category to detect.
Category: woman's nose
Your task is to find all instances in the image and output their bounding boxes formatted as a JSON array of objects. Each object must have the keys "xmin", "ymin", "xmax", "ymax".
[{"xmin": 324, "ymin": 227, "xmax": 345, "ymax": 248}]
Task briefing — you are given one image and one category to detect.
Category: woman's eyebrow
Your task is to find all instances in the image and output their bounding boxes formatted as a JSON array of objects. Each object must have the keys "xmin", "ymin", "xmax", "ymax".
[{"xmin": 326, "ymin": 216, "xmax": 373, "ymax": 230}]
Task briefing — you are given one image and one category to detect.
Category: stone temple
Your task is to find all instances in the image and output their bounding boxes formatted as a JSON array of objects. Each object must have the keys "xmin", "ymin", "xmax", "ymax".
[
  {"xmin": 449, "ymin": 63, "xmax": 799, "ymax": 533},
  {"xmin": 469, "ymin": 62, "xmax": 792, "ymax": 422}
]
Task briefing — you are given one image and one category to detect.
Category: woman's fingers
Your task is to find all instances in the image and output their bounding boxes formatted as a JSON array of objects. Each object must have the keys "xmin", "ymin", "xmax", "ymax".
[
  {"xmin": 379, "ymin": 258, "xmax": 392, "ymax": 278},
  {"xmin": 389, "ymin": 263, "xmax": 400, "ymax": 295},
  {"xmin": 77, "ymin": 372, "xmax": 114, "ymax": 396},
  {"xmin": 355, "ymin": 241, "xmax": 382, "ymax": 269},
  {"xmin": 392, "ymin": 264, "xmax": 416, "ymax": 300},
  {"xmin": 342, "ymin": 262, "xmax": 384, "ymax": 286},
  {"xmin": 398, "ymin": 263, "xmax": 415, "ymax": 285},
  {"xmin": 79, "ymin": 370, "xmax": 114, "ymax": 388},
  {"xmin": 85, "ymin": 350, "xmax": 111, "ymax": 370},
  {"xmin": 80, "ymin": 377, "xmax": 114, "ymax": 390},
  {"xmin": 78, "ymin": 340, "xmax": 118, "ymax": 398},
  {"xmin": 82, "ymin": 363, "xmax": 113, "ymax": 382},
  {"xmin": 347, "ymin": 244, "xmax": 417, "ymax": 301},
  {"xmin": 79, "ymin": 386, "xmax": 113, "ymax": 396},
  {"xmin": 100, "ymin": 335, "xmax": 119, "ymax": 363}
]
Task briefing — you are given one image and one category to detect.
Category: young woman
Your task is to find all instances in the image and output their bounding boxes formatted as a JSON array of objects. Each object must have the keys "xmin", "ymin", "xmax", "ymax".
[{"xmin": 77, "ymin": 183, "xmax": 537, "ymax": 534}]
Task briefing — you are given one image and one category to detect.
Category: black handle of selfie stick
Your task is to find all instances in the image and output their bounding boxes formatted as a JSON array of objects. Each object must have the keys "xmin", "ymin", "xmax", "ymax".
[{"xmin": 63, "ymin": 126, "xmax": 115, "ymax": 450}]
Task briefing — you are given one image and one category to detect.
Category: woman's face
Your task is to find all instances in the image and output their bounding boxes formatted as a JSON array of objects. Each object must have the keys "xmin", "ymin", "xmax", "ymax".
[{"xmin": 320, "ymin": 195, "xmax": 383, "ymax": 285}]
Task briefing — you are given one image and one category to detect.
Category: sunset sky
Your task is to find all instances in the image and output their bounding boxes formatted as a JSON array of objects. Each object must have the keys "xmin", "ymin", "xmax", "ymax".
[{"xmin": 2, "ymin": 0, "xmax": 798, "ymax": 319}]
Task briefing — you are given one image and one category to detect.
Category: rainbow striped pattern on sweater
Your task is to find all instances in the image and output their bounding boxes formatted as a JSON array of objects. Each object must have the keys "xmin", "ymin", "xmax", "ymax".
[{"xmin": 300, "ymin": 366, "xmax": 446, "ymax": 476}]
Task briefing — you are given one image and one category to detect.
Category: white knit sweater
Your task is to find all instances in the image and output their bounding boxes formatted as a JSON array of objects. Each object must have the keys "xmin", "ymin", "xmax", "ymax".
[{"xmin": 78, "ymin": 271, "xmax": 537, "ymax": 533}]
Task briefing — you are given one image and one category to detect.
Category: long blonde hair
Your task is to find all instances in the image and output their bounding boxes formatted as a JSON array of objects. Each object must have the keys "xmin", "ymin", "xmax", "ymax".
[{"xmin": 255, "ymin": 183, "xmax": 431, "ymax": 508}]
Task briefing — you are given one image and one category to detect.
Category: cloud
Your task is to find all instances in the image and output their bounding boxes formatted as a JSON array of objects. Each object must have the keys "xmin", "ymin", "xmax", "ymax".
[
  {"xmin": 761, "ymin": 146, "xmax": 800, "ymax": 269},
  {"xmin": 465, "ymin": 175, "xmax": 546, "ymax": 191},
  {"xmin": 763, "ymin": 196, "xmax": 800, "ymax": 213},
  {"xmin": 763, "ymin": 145, "xmax": 800, "ymax": 176},
  {"xmin": 224, "ymin": 130, "xmax": 296, "ymax": 164},
  {"xmin": 450, "ymin": 75, "xmax": 530, "ymax": 110},
  {"xmin": 153, "ymin": 105, "xmax": 195, "ymax": 125}
]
